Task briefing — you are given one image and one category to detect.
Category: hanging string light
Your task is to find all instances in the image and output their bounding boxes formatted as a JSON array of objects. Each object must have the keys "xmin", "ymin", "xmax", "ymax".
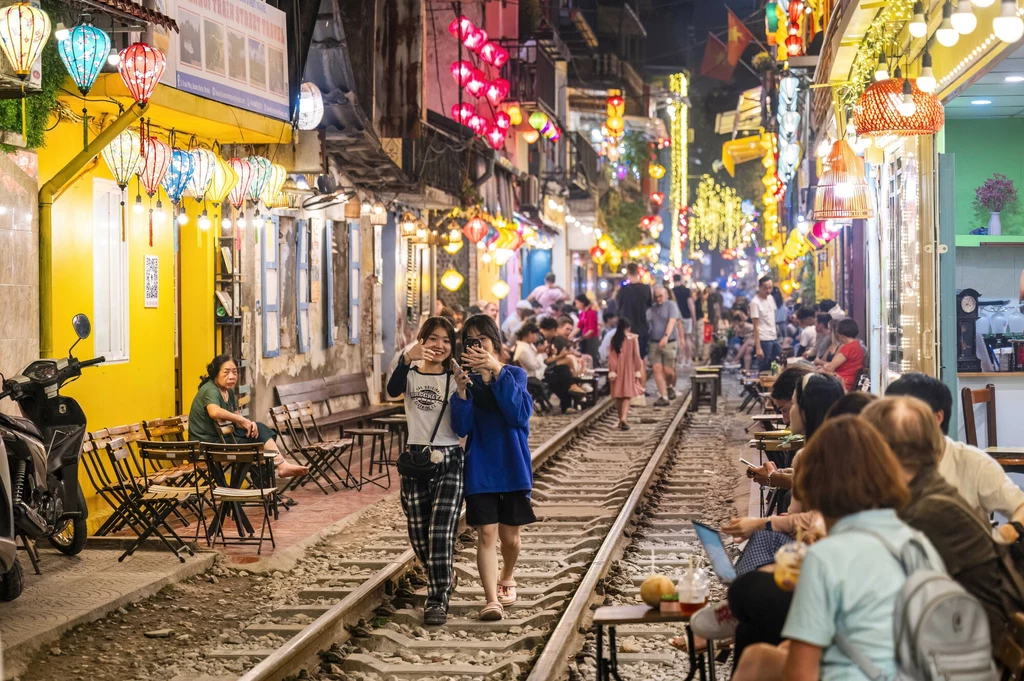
[
  {"xmin": 0, "ymin": 2, "xmax": 51, "ymax": 78},
  {"xmin": 137, "ymin": 134, "xmax": 172, "ymax": 246},
  {"xmin": 57, "ymin": 22, "xmax": 109, "ymax": 95},
  {"xmin": 117, "ymin": 42, "xmax": 165, "ymax": 105},
  {"xmin": 296, "ymin": 82, "xmax": 324, "ymax": 130}
]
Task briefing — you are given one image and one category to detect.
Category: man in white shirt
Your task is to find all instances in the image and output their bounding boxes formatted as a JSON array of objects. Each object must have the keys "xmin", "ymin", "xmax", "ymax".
[
  {"xmin": 794, "ymin": 307, "xmax": 817, "ymax": 356},
  {"xmin": 748, "ymin": 275, "xmax": 780, "ymax": 371},
  {"xmin": 886, "ymin": 373, "xmax": 1024, "ymax": 542}
]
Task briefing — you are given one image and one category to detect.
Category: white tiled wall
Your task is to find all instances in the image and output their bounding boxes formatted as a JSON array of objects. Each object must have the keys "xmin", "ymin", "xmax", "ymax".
[{"xmin": 956, "ymin": 247, "xmax": 1024, "ymax": 302}]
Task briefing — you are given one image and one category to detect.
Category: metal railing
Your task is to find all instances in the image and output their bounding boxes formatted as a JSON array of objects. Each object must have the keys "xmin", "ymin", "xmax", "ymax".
[
  {"xmin": 402, "ymin": 121, "xmax": 467, "ymax": 198},
  {"xmin": 569, "ymin": 132, "xmax": 599, "ymax": 193},
  {"xmin": 500, "ymin": 41, "xmax": 556, "ymax": 112}
]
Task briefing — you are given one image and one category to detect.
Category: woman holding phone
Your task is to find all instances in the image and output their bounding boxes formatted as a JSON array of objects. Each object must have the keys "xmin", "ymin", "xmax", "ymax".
[{"xmin": 451, "ymin": 314, "xmax": 535, "ymax": 621}]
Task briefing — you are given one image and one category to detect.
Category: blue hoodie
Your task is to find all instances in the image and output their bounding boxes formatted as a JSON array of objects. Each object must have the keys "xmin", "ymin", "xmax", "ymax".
[{"xmin": 450, "ymin": 364, "xmax": 533, "ymax": 496}]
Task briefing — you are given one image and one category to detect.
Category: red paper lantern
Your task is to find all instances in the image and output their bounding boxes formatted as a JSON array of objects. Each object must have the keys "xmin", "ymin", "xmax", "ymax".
[
  {"xmin": 138, "ymin": 137, "xmax": 171, "ymax": 197},
  {"xmin": 495, "ymin": 111, "xmax": 511, "ymax": 130},
  {"xmin": 491, "ymin": 45, "xmax": 509, "ymax": 68},
  {"xmin": 463, "ymin": 217, "xmax": 488, "ymax": 243},
  {"xmin": 227, "ymin": 157, "xmax": 253, "ymax": 209},
  {"xmin": 509, "ymin": 231, "xmax": 524, "ymax": 251},
  {"xmin": 486, "ymin": 124, "xmax": 505, "ymax": 150},
  {"xmin": 465, "ymin": 69, "xmax": 487, "ymax": 98},
  {"xmin": 485, "ymin": 78, "xmax": 510, "ymax": 106},
  {"xmin": 468, "ymin": 114, "xmax": 488, "ymax": 135},
  {"xmin": 589, "ymin": 245, "xmax": 605, "ymax": 260},
  {"xmin": 448, "ymin": 16, "xmax": 473, "ymax": 40},
  {"xmin": 464, "ymin": 27, "xmax": 487, "ymax": 52},
  {"xmin": 479, "ymin": 41, "xmax": 499, "ymax": 65},
  {"xmin": 785, "ymin": 30, "xmax": 803, "ymax": 57},
  {"xmin": 117, "ymin": 42, "xmax": 166, "ymax": 105},
  {"xmin": 450, "ymin": 60, "xmax": 473, "ymax": 86},
  {"xmin": 451, "ymin": 102, "xmax": 475, "ymax": 125},
  {"xmin": 640, "ymin": 215, "xmax": 659, "ymax": 231},
  {"xmin": 650, "ymin": 191, "xmax": 665, "ymax": 206}
]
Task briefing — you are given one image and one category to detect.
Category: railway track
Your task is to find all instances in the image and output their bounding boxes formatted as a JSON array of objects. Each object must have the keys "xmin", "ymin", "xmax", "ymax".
[{"xmin": 226, "ymin": 389, "xmax": 709, "ymax": 681}]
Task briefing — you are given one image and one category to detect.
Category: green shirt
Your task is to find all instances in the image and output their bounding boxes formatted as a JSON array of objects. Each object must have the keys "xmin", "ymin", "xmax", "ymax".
[{"xmin": 187, "ymin": 381, "xmax": 235, "ymax": 442}]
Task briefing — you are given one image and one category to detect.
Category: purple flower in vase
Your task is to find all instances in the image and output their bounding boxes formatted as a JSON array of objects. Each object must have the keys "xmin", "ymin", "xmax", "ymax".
[{"xmin": 975, "ymin": 174, "xmax": 1019, "ymax": 214}]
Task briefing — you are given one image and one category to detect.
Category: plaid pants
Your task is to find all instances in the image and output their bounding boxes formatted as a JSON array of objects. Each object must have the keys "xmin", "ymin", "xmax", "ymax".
[{"xmin": 400, "ymin": 445, "xmax": 465, "ymax": 609}]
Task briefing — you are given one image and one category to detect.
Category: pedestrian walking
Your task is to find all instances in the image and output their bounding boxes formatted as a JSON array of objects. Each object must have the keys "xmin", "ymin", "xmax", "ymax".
[
  {"xmin": 451, "ymin": 314, "xmax": 535, "ymax": 621},
  {"xmin": 608, "ymin": 318, "xmax": 645, "ymax": 430},
  {"xmin": 386, "ymin": 316, "xmax": 466, "ymax": 626}
]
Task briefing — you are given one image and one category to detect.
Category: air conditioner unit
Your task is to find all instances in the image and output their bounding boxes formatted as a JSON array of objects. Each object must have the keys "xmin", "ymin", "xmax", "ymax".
[{"xmin": 522, "ymin": 176, "xmax": 540, "ymax": 208}]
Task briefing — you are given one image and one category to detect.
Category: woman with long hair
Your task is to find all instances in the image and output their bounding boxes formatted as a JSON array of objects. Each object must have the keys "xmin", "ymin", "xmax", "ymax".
[
  {"xmin": 385, "ymin": 316, "xmax": 465, "ymax": 626},
  {"xmin": 451, "ymin": 314, "xmax": 535, "ymax": 621},
  {"xmin": 607, "ymin": 318, "xmax": 645, "ymax": 430},
  {"xmin": 187, "ymin": 355, "xmax": 308, "ymax": 479},
  {"xmin": 573, "ymin": 293, "xmax": 600, "ymax": 365}
]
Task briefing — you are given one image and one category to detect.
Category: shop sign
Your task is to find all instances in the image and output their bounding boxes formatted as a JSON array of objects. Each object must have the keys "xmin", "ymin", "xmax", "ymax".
[{"xmin": 150, "ymin": 0, "xmax": 290, "ymax": 120}]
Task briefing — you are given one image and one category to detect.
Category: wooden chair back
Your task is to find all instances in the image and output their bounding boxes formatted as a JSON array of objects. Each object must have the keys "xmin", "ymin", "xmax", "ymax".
[
  {"xmin": 215, "ymin": 420, "xmax": 237, "ymax": 444},
  {"xmin": 961, "ymin": 383, "xmax": 997, "ymax": 448},
  {"xmin": 143, "ymin": 416, "xmax": 188, "ymax": 441},
  {"xmin": 199, "ymin": 442, "xmax": 264, "ymax": 465},
  {"xmin": 105, "ymin": 436, "xmax": 145, "ymax": 495}
]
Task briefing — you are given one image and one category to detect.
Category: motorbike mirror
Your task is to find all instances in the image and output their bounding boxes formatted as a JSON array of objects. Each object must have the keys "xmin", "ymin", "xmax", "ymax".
[{"xmin": 71, "ymin": 314, "xmax": 91, "ymax": 340}]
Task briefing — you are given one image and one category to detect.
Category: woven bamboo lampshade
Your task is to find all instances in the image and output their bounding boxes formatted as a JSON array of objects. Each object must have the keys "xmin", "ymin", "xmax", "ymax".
[
  {"xmin": 852, "ymin": 77, "xmax": 944, "ymax": 138},
  {"xmin": 813, "ymin": 140, "xmax": 874, "ymax": 220}
]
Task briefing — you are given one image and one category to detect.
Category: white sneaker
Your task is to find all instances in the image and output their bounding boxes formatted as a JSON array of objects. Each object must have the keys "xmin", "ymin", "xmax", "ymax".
[{"xmin": 689, "ymin": 601, "xmax": 738, "ymax": 640}]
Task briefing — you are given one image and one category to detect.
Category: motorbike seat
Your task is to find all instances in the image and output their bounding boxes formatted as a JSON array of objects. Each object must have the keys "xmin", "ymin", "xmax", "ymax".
[{"xmin": 0, "ymin": 414, "xmax": 41, "ymax": 439}]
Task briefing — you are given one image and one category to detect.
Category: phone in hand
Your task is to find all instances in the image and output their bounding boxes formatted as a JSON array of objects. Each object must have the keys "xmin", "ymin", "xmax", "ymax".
[
  {"xmin": 739, "ymin": 457, "xmax": 757, "ymax": 468},
  {"xmin": 464, "ymin": 337, "xmax": 482, "ymax": 350}
]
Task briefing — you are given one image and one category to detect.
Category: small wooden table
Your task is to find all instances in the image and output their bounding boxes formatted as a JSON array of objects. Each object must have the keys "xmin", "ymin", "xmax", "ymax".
[
  {"xmin": 747, "ymin": 413, "xmax": 784, "ymax": 432},
  {"xmin": 986, "ymin": 446, "xmax": 1024, "ymax": 474},
  {"xmin": 592, "ymin": 604, "xmax": 715, "ymax": 681}
]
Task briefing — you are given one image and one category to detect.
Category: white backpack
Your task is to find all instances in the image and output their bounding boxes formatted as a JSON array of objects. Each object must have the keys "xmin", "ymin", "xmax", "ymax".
[{"xmin": 835, "ymin": 528, "xmax": 996, "ymax": 681}]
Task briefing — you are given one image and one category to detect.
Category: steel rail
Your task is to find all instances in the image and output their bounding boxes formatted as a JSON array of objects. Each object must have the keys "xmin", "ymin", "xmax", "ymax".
[
  {"xmin": 237, "ymin": 396, "xmax": 614, "ymax": 681},
  {"xmin": 526, "ymin": 392, "xmax": 693, "ymax": 681}
]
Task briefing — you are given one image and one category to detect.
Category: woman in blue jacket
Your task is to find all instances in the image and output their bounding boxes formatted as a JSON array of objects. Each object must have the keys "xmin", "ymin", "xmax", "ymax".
[{"xmin": 451, "ymin": 314, "xmax": 535, "ymax": 621}]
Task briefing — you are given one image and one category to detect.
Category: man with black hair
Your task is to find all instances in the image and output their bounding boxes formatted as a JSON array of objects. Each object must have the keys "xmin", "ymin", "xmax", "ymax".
[
  {"xmin": 749, "ymin": 275, "xmax": 780, "ymax": 370},
  {"xmin": 794, "ymin": 307, "xmax": 817, "ymax": 356},
  {"xmin": 807, "ymin": 313, "xmax": 832, "ymax": 360},
  {"xmin": 818, "ymin": 298, "xmax": 845, "ymax": 320},
  {"xmin": 615, "ymin": 263, "xmax": 653, "ymax": 358},
  {"xmin": 887, "ymin": 372, "xmax": 1024, "ymax": 542}
]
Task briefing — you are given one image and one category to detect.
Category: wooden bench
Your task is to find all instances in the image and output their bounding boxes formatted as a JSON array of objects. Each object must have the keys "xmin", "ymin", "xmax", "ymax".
[{"xmin": 274, "ymin": 373, "xmax": 400, "ymax": 430}]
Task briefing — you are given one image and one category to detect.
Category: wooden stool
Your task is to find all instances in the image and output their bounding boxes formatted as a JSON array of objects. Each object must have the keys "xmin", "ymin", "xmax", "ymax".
[
  {"xmin": 694, "ymin": 366, "xmax": 723, "ymax": 398},
  {"xmin": 593, "ymin": 605, "xmax": 714, "ymax": 681},
  {"xmin": 691, "ymin": 374, "xmax": 719, "ymax": 413}
]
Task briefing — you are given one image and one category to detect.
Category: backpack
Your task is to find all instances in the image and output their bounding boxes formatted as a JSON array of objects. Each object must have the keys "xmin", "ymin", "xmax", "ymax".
[{"xmin": 835, "ymin": 528, "xmax": 997, "ymax": 681}]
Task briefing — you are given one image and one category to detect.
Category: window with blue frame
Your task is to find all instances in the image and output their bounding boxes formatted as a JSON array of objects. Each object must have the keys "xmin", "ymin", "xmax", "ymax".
[
  {"xmin": 325, "ymin": 219, "xmax": 335, "ymax": 348},
  {"xmin": 296, "ymin": 219, "xmax": 311, "ymax": 353},
  {"xmin": 261, "ymin": 216, "xmax": 281, "ymax": 357},
  {"xmin": 349, "ymin": 222, "xmax": 360, "ymax": 344}
]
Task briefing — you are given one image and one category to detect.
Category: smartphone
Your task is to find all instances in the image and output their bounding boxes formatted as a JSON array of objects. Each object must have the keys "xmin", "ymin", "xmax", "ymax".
[
  {"xmin": 739, "ymin": 457, "xmax": 757, "ymax": 468},
  {"xmin": 464, "ymin": 337, "xmax": 482, "ymax": 350}
]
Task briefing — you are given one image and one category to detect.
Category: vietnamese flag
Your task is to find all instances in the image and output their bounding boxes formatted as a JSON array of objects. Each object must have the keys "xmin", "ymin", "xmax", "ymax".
[
  {"xmin": 700, "ymin": 32, "xmax": 735, "ymax": 82},
  {"xmin": 727, "ymin": 8, "xmax": 755, "ymax": 66}
]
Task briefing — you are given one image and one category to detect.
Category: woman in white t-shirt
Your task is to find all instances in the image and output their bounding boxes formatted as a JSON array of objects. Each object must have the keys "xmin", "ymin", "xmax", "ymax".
[{"xmin": 386, "ymin": 316, "xmax": 470, "ymax": 626}]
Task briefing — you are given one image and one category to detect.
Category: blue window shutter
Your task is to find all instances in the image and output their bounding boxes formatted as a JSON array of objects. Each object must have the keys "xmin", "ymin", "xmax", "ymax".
[
  {"xmin": 325, "ymin": 219, "xmax": 335, "ymax": 348},
  {"xmin": 261, "ymin": 216, "xmax": 281, "ymax": 358},
  {"xmin": 348, "ymin": 222, "xmax": 360, "ymax": 344},
  {"xmin": 296, "ymin": 219, "xmax": 311, "ymax": 353}
]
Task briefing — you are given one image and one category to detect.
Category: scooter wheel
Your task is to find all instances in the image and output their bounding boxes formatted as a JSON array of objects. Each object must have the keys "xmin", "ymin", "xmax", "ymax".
[{"xmin": 0, "ymin": 559, "xmax": 24, "ymax": 601}]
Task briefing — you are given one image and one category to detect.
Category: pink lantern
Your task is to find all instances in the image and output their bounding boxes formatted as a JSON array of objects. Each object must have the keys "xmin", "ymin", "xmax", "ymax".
[
  {"xmin": 450, "ymin": 60, "xmax": 473, "ymax": 86},
  {"xmin": 448, "ymin": 15, "xmax": 474, "ymax": 40},
  {"xmin": 465, "ymin": 69, "xmax": 487, "ymax": 98},
  {"xmin": 486, "ymin": 124, "xmax": 505, "ymax": 150},
  {"xmin": 227, "ymin": 157, "xmax": 253, "ymax": 210},
  {"xmin": 491, "ymin": 45, "xmax": 509, "ymax": 68},
  {"xmin": 549, "ymin": 127, "xmax": 561, "ymax": 142},
  {"xmin": 479, "ymin": 41, "xmax": 500, "ymax": 65},
  {"xmin": 468, "ymin": 114, "xmax": 488, "ymax": 135},
  {"xmin": 451, "ymin": 102, "xmax": 475, "ymax": 125},
  {"xmin": 495, "ymin": 111, "xmax": 511, "ymax": 130},
  {"xmin": 137, "ymin": 136, "xmax": 171, "ymax": 246},
  {"xmin": 485, "ymin": 78, "xmax": 510, "ymax": 106},
  {"xmin": 464, "ymin": 27, "xmax": 487, "ymax": 52}
]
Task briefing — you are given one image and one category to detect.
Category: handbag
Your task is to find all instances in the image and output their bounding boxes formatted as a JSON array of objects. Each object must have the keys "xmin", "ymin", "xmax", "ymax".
[{"xmin": 396, "ymin": 371, "xmax": 451, "ymax": 480}]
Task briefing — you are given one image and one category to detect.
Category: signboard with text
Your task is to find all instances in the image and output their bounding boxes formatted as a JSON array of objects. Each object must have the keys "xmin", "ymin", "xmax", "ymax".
[{"xmin": 150, "ymin": 0, "xmax": 290, "ymax": 121}]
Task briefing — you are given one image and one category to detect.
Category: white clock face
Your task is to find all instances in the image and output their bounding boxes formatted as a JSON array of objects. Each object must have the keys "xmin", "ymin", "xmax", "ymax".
[{"xmin": 961, "ymin": 296, "xmax": 977, "ymax": 314}]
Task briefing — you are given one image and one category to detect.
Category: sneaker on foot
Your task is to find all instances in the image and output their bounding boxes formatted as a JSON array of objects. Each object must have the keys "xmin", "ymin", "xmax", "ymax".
[
  {"xmin": 619, "ymin": 421, "xmax": 631, "ymax": 431},
  {"xmin": 690, "ymin": 601, "xmax": 738, "ymax": 640},
  {"xmin": 424, "ymin": 605, "xmax": 447, "ymax": 626},
  {"xmin": 654, "ymin": 396, "xmax": 670, "ymax": 407},
  {"xmin": 667, "ymin": 386, "xmax": 677, "ymax": 400}
]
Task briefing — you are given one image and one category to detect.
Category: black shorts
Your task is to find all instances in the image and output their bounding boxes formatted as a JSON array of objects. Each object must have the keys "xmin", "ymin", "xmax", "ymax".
[{"xmin": 465, "ymin": 491, "xmax": 537, "ymax": 527}]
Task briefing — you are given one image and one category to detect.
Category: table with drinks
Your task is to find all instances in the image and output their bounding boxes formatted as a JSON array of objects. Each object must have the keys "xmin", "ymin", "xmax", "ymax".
[{"xmin": 592, "ymin": 604, "xmax": 716, "ymax": 681}]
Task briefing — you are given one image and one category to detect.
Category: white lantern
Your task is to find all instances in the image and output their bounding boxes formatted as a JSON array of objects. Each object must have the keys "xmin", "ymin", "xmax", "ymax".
[{"xmin": 297, "ymin": 82, "xmax": 324, "ymax": 130}]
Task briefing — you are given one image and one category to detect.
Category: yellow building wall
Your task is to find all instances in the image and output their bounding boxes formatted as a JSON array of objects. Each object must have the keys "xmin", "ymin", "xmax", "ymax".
[
  {"xmin": 814, "ymin": 245, "xmax": 834, "ymax": 302},
  {"xmin": 39, "ymin": 119, "xmax": 214, "ymax": 530}
]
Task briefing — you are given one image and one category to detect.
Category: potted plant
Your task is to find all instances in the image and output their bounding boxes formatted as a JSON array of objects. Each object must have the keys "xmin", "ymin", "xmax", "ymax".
[{"xmin": 974, "ymin": 174, "xmax": 1018, "ymax": 236}]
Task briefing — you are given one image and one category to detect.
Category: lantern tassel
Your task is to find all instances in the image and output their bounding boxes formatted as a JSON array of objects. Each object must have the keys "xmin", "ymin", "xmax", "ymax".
[
  {"xmin": 149, "ymin": 209, "xmax": 153, "ymax": 247},
  {"xmin": 20, "ymin": 88, "xmax": 26, "ymax": 142},
  {"xmin": 120, "ymin": 195, "xmax": 126, "ymax": 242},
  {"xmin": 82, "ymin": 107, "xmax": 88, "ymax": 150}
]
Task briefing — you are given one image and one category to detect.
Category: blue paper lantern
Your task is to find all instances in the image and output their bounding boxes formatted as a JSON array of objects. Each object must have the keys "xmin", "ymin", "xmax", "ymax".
[
  {"xmin": 57, "ymin": 24, "xmax": 110, "ymax": 96},
  {"xmin": 162, "ymin": 149, "xmax": 195, "ymax": 204}
]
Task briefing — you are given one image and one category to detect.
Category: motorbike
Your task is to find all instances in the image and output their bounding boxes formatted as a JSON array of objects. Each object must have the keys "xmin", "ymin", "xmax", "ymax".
[{"xmin": 0, "ymin": 314, "xmax": 104, "ymax": 601}]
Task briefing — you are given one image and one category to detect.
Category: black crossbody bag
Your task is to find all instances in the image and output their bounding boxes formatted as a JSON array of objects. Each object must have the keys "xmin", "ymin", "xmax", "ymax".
[{"xmin": 397, "ymin": 371, "xmax": 452, "ymax": 480}]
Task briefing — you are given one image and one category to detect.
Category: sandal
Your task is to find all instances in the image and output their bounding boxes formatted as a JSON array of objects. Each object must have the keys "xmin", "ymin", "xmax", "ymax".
[
  {"xmin": 479, "ymin": 601, "xmax": 503, "ymax": 621},
  {"xmin": 497, "ymin": 580, "xmax": 517, "ymax": 607}
]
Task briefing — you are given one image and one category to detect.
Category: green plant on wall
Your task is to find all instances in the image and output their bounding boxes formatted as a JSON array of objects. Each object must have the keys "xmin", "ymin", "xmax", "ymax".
[
  {"xmin": 0, "ymin": 35, "xmax": 62, "ymax": 150},
  {"xmin": 599, "ymin": 190, "xmax": 645, "ymax": 251}
]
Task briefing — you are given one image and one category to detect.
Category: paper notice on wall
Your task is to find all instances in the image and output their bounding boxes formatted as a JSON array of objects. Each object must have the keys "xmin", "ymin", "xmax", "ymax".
[{"xmin": 150, "ymin": 0, "xmax": 290, "ymax": 121}]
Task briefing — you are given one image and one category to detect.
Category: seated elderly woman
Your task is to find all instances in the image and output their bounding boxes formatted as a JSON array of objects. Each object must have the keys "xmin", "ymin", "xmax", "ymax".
[
  {"xmin": 188, "ymin": 354, "xmax": 308, "ymax": 479},
  {"xmin": 862, "ymin": 396, "xmax": 1024, "ymax": 648},
  {"xmin": 732, "ymin": 416, "xmax": 945, "ymax": 681}
]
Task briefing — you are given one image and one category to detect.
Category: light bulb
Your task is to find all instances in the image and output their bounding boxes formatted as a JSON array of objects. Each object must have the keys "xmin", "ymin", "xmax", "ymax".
[
  {"xmin": 909, "ymin": 2, "xmax": 928, "ymax": 37},
  {"xmin": 107, "ymin": 48, "xmax": 120, "ymax": 66},
  {"xmin": 372, "ymin": 201, "xmax": 385, "ymax": 215},
  {"xmin": 975, "ymin": 0, "xmax": 995, "ymax": 6},
  {"xmin": 176, "ymin": 209, "xmax": 188, "ymax": 226},
  {"xmin": 917, "ymin": 51, "xmax": 936, "ymax": 93},
  {"xmin": 222, "ymin": 217, "xmax": 232, "ymax": 229},
  {"xmin": 54, "ymin": 23, "xmax": 69, "ymax": 41},
  {"xmin": 936, "ymin": 1, "xmax": 960, "ymax": 45},
  {"xmin": 153, "ymin": 209, "xmax": 165, "ymax": 224},
  {"xmin": 994, "ymin": 0, "xmax": 1024, "ymax": 42},
  {"xmin": 835, "ymin": 182, "xmax": 854, "ymax": 199},
  {"xmin": 817, "ymin": 138, "xmax": 831, "ymax": 157},
  {"xmin": 952, "ymin": 0, "xmax": 977, "ymax": 32},
  {"xmin": 899, "ymin": 94, "xmax": 917, "ymax": 117},
  {"xmin": 875, "ymin": 54, "xmax": 890, "ymax": 81},
  {"xmin": 237, "ymin": 213, "xmax": 247, "ymax": 229},
  {"xmin": 198, "ymin": 210, "xmax": 211, "ymax": 230},
  {"xmin": 133, "ymin": 195, "xmax": 144, "ymax": 214},
  {"xmin": 360, "ymin": 200, "xmax": 371, "ymax": 214}
]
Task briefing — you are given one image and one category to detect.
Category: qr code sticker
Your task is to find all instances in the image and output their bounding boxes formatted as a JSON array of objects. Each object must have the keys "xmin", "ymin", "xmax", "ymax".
[{"xmin": 144, "ymin": 255, "xmax": 158, "ymax": 308}]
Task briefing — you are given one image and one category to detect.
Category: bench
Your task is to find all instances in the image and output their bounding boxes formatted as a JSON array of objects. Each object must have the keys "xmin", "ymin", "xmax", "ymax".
[{"xmin": 274, "ymin": 373, "xmax": 400, "ymax": 430}]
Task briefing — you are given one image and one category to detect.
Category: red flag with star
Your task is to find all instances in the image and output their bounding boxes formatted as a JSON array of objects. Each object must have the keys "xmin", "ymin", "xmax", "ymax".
[
  {"xmin": 727, "ymin": 8, "xmax": 755, "ymax": 66},
  {"xmin": 699, "ymin": 32, "xmax": 735, "ymax": 82}
]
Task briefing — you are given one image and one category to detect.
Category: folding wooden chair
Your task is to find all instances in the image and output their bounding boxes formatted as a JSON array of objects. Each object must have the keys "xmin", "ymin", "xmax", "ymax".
[
  {"xmin": 282, "ymin": 401, "xmax": 359, "ymax": 490},
  {"xmin": 105, "ymin": 436, "xmax": 197, "ymax": 562},
  {"xmin": 200, "ymin": 443, "xmax": 277, "ymax": 554},
  {"xmin": 137, "ymin": 440, "xmax": 211, "ymax": 545},
  {"xmin": 270, "ymin": 405, "xmax": 344, "ymax": 493},
  {"xmin": 962, "ymin": 383, "xmax": 998, "ymax": 448}
]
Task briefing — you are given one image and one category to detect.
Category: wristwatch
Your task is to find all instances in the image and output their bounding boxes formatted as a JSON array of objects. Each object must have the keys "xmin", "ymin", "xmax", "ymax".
[
  {"xmin": 1011, "ymin": 521, "xmax": 1024, "ymax": 540},
  {"xmin": 765, "ymin": 520, "xmax": 773, "ymax": 533}
]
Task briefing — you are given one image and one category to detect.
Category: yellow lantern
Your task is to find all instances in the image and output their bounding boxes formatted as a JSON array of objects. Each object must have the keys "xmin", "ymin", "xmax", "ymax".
[
  {"xmin": 606, "ymin": 115, "xmax": 625, "ymax": 136},
  {"xmin": 648, "ymin": 163, "xmax": 666, "ymax": 179},
  {"xmin": 443, "ymin": 239, "xmax": 463, "ymax": 255},
  {"xmin": 260, "ymin": 163, "xmax": 287, "ymax": 207},
  {"xmin": 440, "ymin": 268, "xmax": 464, "ymax": 291},
  {"xmin": 0, "ymin": 2, "xmax": 51, "ymax": 78},
  {"xmin": 492, "ymin": 280, "xmax": 511, "ymax": 300},
  {"xmin": 507, "ymin": 105, "xmax": 522, "ymax": 126},
  {"xmin": 207, "ymin": 154, "xmax": 238, "ymax": 207},
  {"xmin": 522, "ymin": 129, "xmax": 540, "ymax": 144}
]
